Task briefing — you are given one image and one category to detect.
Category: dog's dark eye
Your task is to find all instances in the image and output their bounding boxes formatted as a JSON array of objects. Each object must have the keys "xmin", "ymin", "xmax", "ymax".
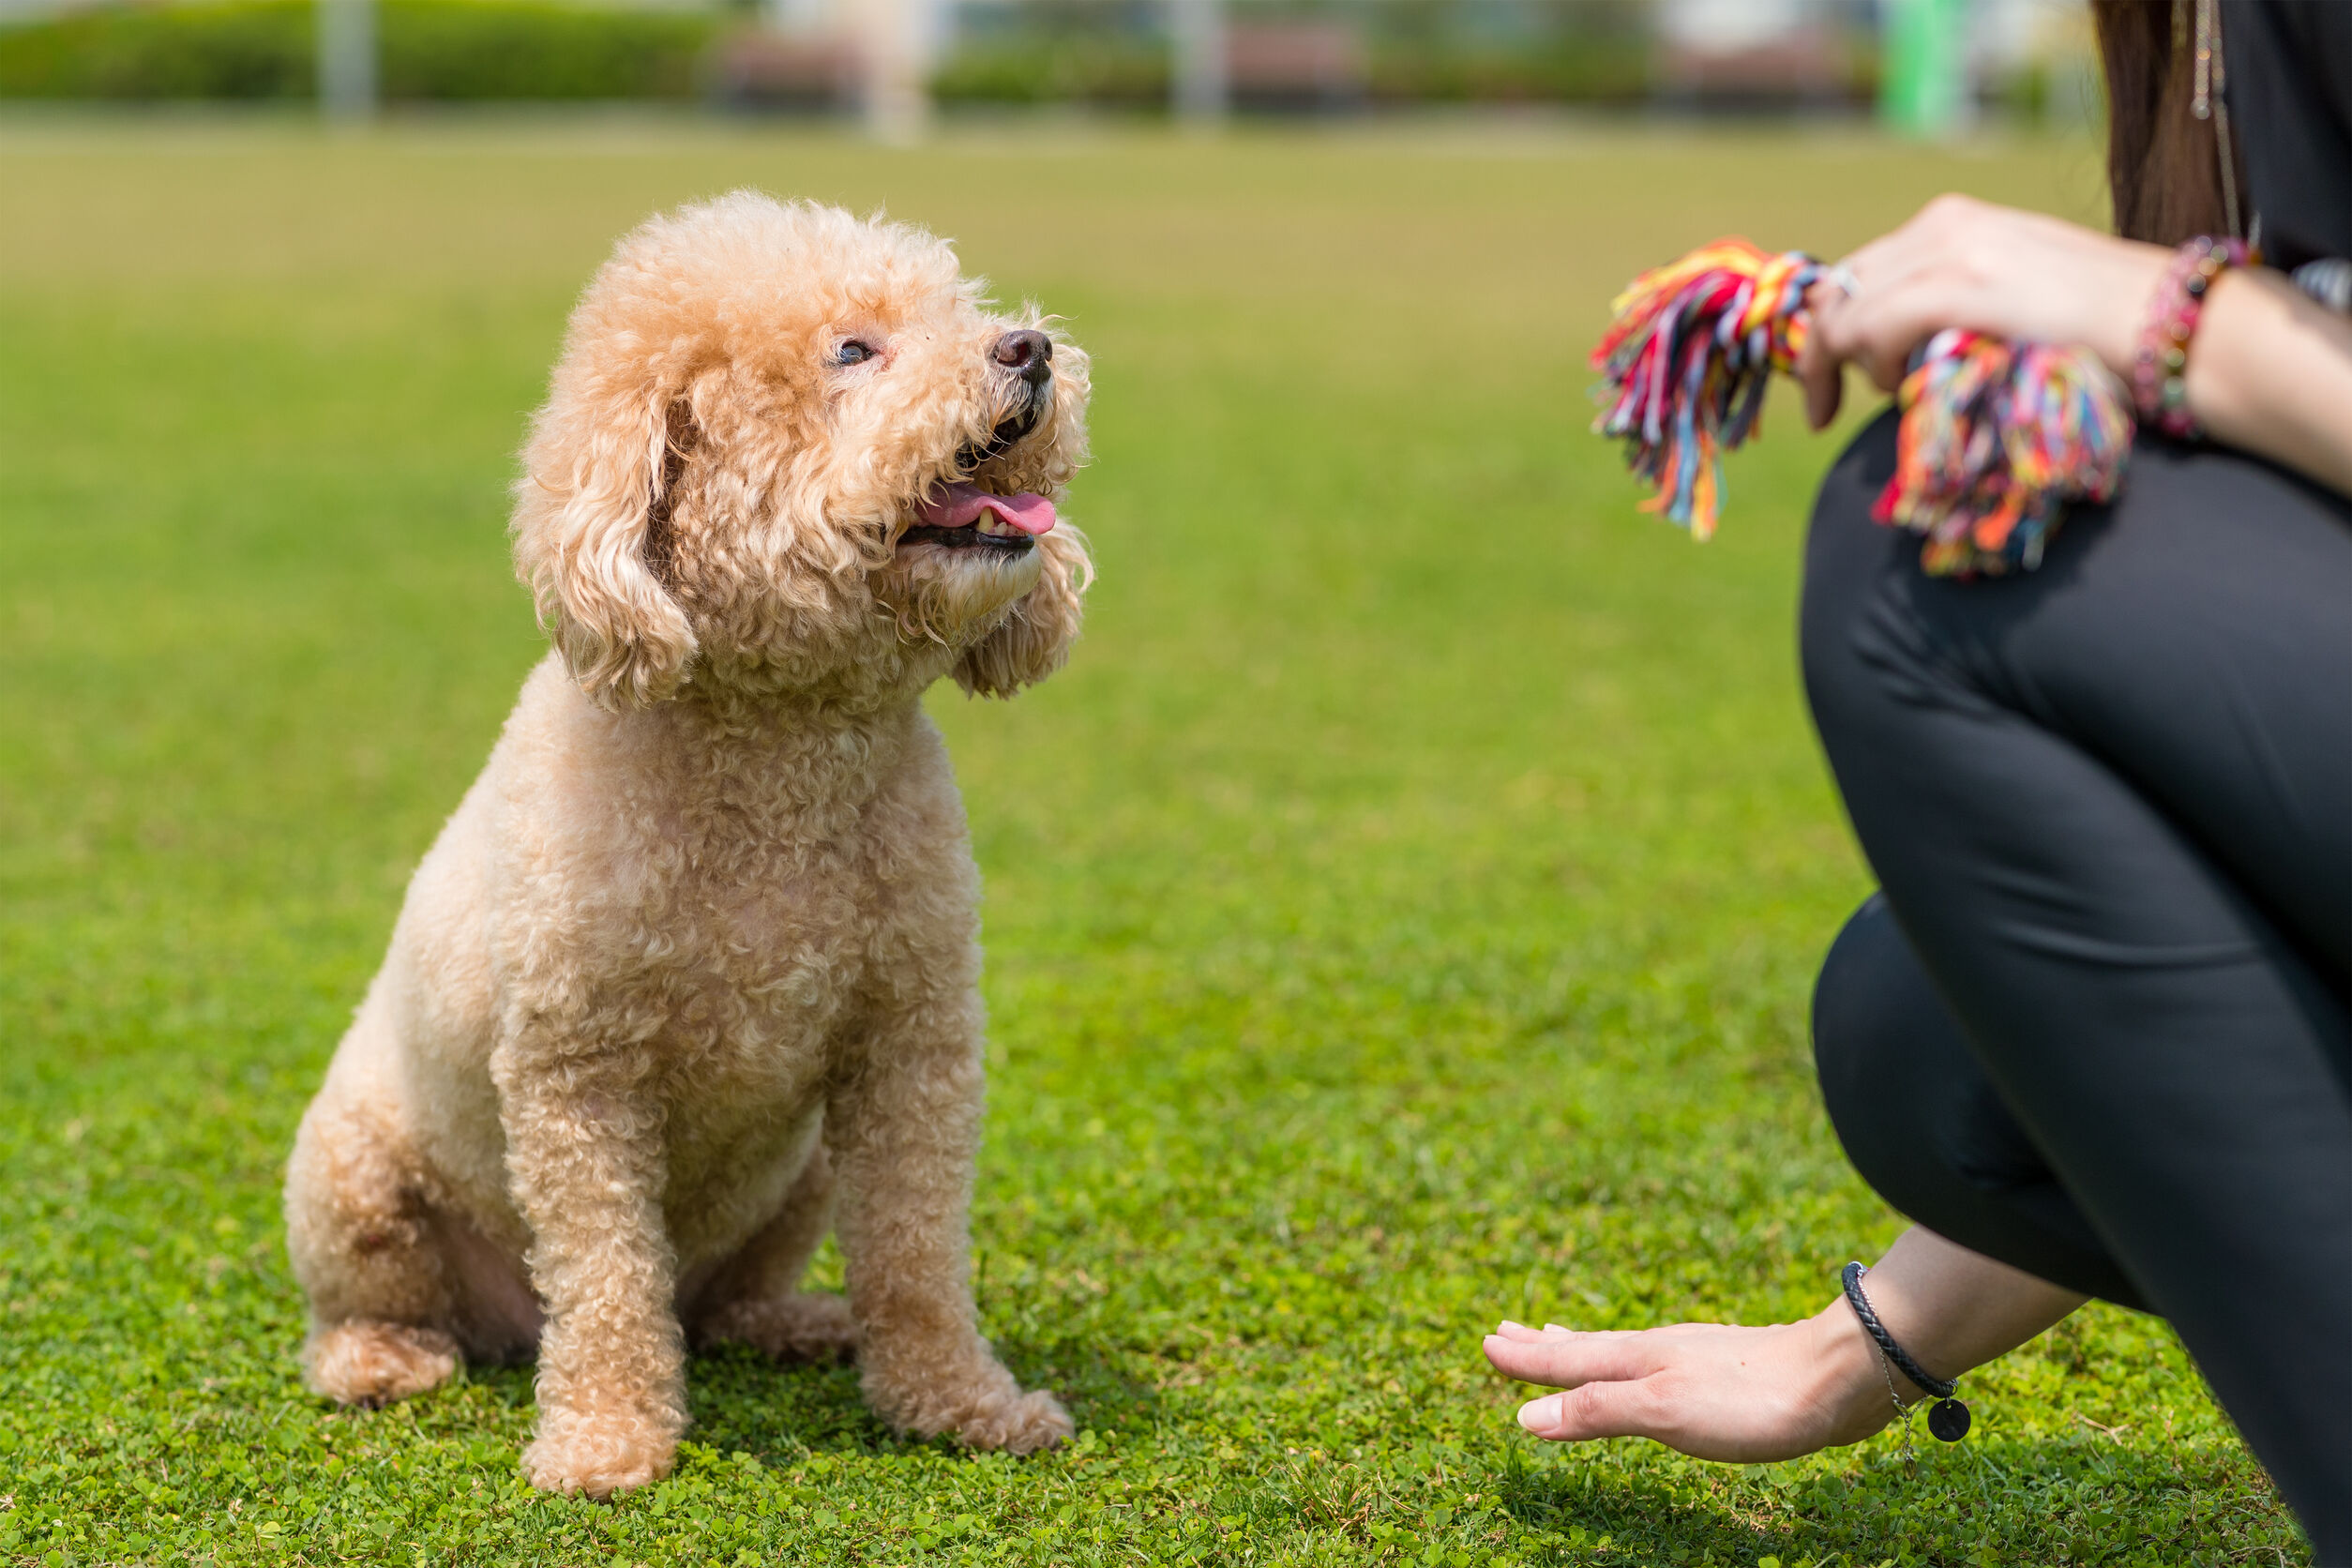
[{"xmin": 834, "ymin": 339, "xmax": 878, "ymax": 368}]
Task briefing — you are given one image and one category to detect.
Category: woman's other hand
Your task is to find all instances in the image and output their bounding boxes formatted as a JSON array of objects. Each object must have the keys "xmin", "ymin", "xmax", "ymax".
[
  {"xmin": 1795, "ymin": 194, "xmax": 2168, "ymax": 430},
  {"xmin": 1485, "ymin": 1229, "xmax": 2088, "ymax": 1463},
  {"xmin": 1482, "ymin": 1312, "xmax": 1892, "ymax": 1462}
]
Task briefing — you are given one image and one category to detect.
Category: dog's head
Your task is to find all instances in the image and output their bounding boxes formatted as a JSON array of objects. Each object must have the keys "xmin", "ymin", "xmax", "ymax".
[{"xmin": 512, "ymin": 192, "xmax": 1092, "ymax": 710}]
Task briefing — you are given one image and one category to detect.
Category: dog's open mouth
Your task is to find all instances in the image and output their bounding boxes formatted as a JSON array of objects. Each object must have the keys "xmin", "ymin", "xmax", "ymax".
[{"xmin": 899, "ymin": 482, "xmax": 1056, "ymax": 555}]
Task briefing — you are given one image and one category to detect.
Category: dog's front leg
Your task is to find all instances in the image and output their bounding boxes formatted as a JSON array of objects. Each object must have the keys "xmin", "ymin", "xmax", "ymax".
[
  {"xmin": 829, "ymin": 1004, "xmax": 1072, "ymax": 1454},
  {"xmin": 493, "ymin": 1038, "xmax": 685, "ymax": 1499}
]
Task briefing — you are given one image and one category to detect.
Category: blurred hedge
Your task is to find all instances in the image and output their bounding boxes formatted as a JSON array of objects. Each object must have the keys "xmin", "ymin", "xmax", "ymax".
[
  {"xmin": 931, "ymin": 35, "xmax": 1656, "ymax": 111},
  {"xmin": 0, "ymin": 1, "xmax": 1666, "ymax": 110},
  {"xmin": 0, "ymin": 0, "xmax": 722, "ymax": 101},
  {"xmin": 1366, "ymin": 39, "xmax": 1651, "ymax": 107},
  {"xmin": 932, "ymin": 38, "xmax": 1168, "ymax": 108}
]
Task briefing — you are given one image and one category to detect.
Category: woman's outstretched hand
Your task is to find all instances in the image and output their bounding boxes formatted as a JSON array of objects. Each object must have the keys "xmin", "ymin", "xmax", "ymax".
[
  {"xmin": 1482, "ymin": 1312, "xmax": 1892, "ymax": 1463},
  {"xmin": 1485, "ymin": 1229, "xmax": 2088, "ymax": 1463}
]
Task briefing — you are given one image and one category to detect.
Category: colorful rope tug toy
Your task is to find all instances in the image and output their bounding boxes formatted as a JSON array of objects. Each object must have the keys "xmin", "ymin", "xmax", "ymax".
[{"xmin": 1591, "ymin": 237, "xmax": 2136, "ymax": 577}]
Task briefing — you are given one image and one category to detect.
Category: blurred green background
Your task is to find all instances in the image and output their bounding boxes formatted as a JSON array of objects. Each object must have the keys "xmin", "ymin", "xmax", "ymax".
[
  {"xmin": 0, "ymin": 126, "xmax": 2302, "ymax": 1565},
  {"xmin": 0, "ymin": 0, "xmax": 2078, "ymax": 119}
]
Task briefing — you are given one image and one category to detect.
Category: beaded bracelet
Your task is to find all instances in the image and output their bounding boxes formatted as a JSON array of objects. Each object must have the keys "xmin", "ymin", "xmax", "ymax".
[{"xmin": 2133, "ymin": 235, "xmax": 2253, "ymax": 440}]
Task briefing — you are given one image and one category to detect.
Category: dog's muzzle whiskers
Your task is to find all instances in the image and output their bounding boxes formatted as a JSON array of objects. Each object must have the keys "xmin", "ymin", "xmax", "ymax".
[{"xmin": 953, "ymin": 377, "xmax": 1051, "ymax": 476}]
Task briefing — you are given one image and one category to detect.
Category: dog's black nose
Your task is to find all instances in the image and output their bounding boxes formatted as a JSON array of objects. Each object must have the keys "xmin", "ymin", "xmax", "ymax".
[{"xmin": 994, "ymin": 329, "xmax": 1053, "ymax": 388}]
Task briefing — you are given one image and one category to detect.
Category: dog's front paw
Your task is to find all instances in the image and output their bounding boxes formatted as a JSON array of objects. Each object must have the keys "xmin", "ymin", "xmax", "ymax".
[
  {"xmin": 952, "ymin": 1386, "xmax": 1074, "ymax": 1455},
  {"xmin": 864, "ymin": 1343, "xmax": 1073, "ymax": 1454},
  {"xmin": 521, "ymin": 1417, "xmax": 674, "ymax": 1500},
  {"xmin": 305, "ymin": 1320, "xmax": 459, "ymax": 1408}
]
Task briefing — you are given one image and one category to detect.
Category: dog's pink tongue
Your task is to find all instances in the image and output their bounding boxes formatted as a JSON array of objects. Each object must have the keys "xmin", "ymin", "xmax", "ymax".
[{"xmin": 919, "ymin": 481, "xmax": 1057, "ymax": 535}]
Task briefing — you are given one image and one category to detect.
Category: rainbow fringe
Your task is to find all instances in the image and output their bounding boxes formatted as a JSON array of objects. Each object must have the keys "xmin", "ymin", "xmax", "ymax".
[
  {"xmin": 1591, "ymin": 238, "xmax": 1821, "ymax": 541},
  {"xmin": 1591, "ymin": 238, "xmax": 2135, "ymax": 578},
  {"xmin": 1877, "ymin": 329, "xmax": 2133, "ymax": 576}
]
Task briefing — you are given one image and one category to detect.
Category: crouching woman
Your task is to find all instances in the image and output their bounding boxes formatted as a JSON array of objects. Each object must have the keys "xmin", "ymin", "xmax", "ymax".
[{"xmin": 1486, "ymin": 2, "xmax": 2352, "ymax": 1553}]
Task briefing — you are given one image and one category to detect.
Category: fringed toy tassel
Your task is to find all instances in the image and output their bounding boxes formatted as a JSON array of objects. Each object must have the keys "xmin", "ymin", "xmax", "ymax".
[
  {"xmin": 1592, "ymin": 239, "xmax": 2136, "ymax": 578},
  {"xmin": 1591, "ymin": 238, "xmax": 1821, "ymax": 540},
  {"xmin": 1877, "ymin": 329, "xmax": 2133, "ymax": 576}
]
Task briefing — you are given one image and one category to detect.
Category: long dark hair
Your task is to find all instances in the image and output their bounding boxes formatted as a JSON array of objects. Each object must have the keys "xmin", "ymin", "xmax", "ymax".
[{"xmin": 2089, "ymin": 0, "xmax": 2232, "ymax": 243}]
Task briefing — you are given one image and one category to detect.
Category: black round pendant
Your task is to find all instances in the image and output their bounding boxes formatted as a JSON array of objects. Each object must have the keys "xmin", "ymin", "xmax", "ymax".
[{"xmin": 1927, "ymin": 1397, "xmax": 1971, "ymax": 1442}]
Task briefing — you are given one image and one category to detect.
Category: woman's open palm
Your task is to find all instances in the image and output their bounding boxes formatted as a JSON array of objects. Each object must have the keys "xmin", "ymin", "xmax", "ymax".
[{"xmin": 1482, "ymin": 1318, "xmax": 1892, "ymax": 1463}]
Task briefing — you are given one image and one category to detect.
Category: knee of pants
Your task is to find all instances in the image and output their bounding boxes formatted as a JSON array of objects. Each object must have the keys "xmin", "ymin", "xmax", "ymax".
[
  {"xmin": 1812, "ymin": 894, "xmax": 1959, "ymax": 1216},
  {"xmin": 1811, "ymin": 897, "xmax": 2143, "ymax": 1307}
]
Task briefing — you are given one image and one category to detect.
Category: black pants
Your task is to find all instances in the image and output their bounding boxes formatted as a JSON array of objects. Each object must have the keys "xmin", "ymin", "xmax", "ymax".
[{"xmin": 1802, "ymin": 413, "xmax": 2352, "ymax": 1557}]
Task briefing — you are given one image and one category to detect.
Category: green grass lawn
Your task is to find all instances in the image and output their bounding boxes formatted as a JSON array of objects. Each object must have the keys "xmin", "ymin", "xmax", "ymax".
[{"xmin": 0, "ymin": 120, "xmax": 2302, "ymax": 1567}]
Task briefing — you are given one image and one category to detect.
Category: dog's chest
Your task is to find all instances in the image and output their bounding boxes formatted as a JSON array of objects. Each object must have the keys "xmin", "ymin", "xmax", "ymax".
[
  {"xmin": 662, "ymin": 841, "xmax": 876, "ymax": 1058},
  {"xmin": 564, "ymin": 709, "xmax": 970, "ymax": 1093}
]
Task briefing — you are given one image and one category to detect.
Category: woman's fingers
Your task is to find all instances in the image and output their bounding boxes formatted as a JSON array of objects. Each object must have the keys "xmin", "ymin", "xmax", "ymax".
[
  {"xmin": 1487, "ymin": 1325, "xmax": 1678, "ymax": 1443},
  {"xmin": 1798, "ymin": 279, "xmax": 1849, "ymax": 430},
  {"xmin": 1487, "ymin": 1320, "xmax": 1636, "ymax": 1343},
  {"xmin": 1481, "ymin": 1325, "xmax": 1660, "ymax": 1387},
  {"xmin": 1860, "ymin": 341, "xmax": 1916, "ymax": 397},
  {"xmin": 1799, "ymin": 354, "xmax": 1845, "ymax": 431},
  {"xmin": 1812, "ymin": 278, "xmax": 1947, "ymax": 399},
  {"xmin": 1800, "ymin": 219, "xmax": 1960, "ymax": 422},
  {"xmin": 1799, "ymin": 236, "xmax": 1917, "ymax": 426},
  {"xmin": 1517, "ymin": 1378, "xmax": 1668, "ymax": 1441}
]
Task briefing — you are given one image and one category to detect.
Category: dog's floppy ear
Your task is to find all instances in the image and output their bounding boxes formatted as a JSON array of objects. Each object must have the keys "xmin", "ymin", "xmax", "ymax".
[
  {"xmin": 513, "ymin": 387, "xmax": 700, "ymax": 709},
  {"xmin": 955, "ymin": 525, "xmax": 1092, "ymax": 699}
]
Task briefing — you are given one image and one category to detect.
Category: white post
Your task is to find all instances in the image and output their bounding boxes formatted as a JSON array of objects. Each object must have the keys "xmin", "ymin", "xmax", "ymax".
[
  {"xmin": 1170, "ymin": 0, "xmax": 1226, "ymax": 125},
  {"xmin": 850, "ymin": 0, "xmax": 938, "ymax": 143},
  {"xmin": 765, "ymin": 0, "xmax": 826, "ymax": 28},
  {"xmin": 318, "ymin": 0, "xmax": 377, "ymax": 121}
]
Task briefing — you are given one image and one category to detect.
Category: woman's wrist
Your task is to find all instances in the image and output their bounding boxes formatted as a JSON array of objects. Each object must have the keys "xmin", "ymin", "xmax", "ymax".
[
  {"xmin": 1839, "ymin": 1230, "xmax": 2087, "ymax": 1397},
  {"xmin": 1803, "ymin": 1294, "xmax": 1906, "ymax": 1445},
  {"xmin": 2179, "ymin": 264, "xmax": 2352, "ymax": 496},
  {"xmin": 2085, "ymin": 239, "xmax": 2173, "ymax": 388},
  {"xmin": 1790, "ymin": 1231, "xmax": 2091, "ymax": 1455}
]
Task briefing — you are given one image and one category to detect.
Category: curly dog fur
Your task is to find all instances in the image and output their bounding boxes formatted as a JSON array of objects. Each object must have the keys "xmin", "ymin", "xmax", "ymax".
[{"xmin": 283, "ymin": 192, "xmax": 1091, "ymax": 1498}]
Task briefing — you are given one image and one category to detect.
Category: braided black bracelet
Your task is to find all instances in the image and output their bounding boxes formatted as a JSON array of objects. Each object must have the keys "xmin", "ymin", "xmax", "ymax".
[{"xmin": 1842, "ymin": 1261, "xmax": 1971, "ymax": 1442}]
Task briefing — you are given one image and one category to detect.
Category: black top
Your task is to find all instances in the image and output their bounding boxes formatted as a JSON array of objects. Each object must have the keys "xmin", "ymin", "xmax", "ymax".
[{"xmin": 2227, "ymin": 0, "xmax": 2352, "ymax": 270}]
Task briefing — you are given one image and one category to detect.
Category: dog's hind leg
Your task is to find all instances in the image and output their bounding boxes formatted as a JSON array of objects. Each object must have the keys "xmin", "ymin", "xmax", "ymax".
[
  {"xmin": 284, "ymin": 1061, "xmax": 461, "ymax": 1408},
  {"xmin": 687, "ymin": 1142, "xmax": 857, "ymax": 1363}
]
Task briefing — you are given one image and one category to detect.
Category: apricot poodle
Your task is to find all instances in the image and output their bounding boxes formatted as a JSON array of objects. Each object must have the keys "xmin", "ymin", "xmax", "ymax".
[{"xmin": 283, "ymin": 192, "xmax": 1091, "ymax": 1498}]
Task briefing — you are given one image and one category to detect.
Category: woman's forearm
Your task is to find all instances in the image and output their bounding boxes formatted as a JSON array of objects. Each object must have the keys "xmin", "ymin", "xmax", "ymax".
[
  {"xmin": 1844, "ymin": 1227, "xmax": 2086, "ymax": 1398},
  {"xmin": 2028, "ymin": 236, "xmax": 2352, "ymax": 499},
  {"xmin": 2186, "ymin": 267, "xmax": 2352, "ymax": 499},
  {"xmin": 1965, "ymin": 233, "xmax": 2352, "ymax": 501}
]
